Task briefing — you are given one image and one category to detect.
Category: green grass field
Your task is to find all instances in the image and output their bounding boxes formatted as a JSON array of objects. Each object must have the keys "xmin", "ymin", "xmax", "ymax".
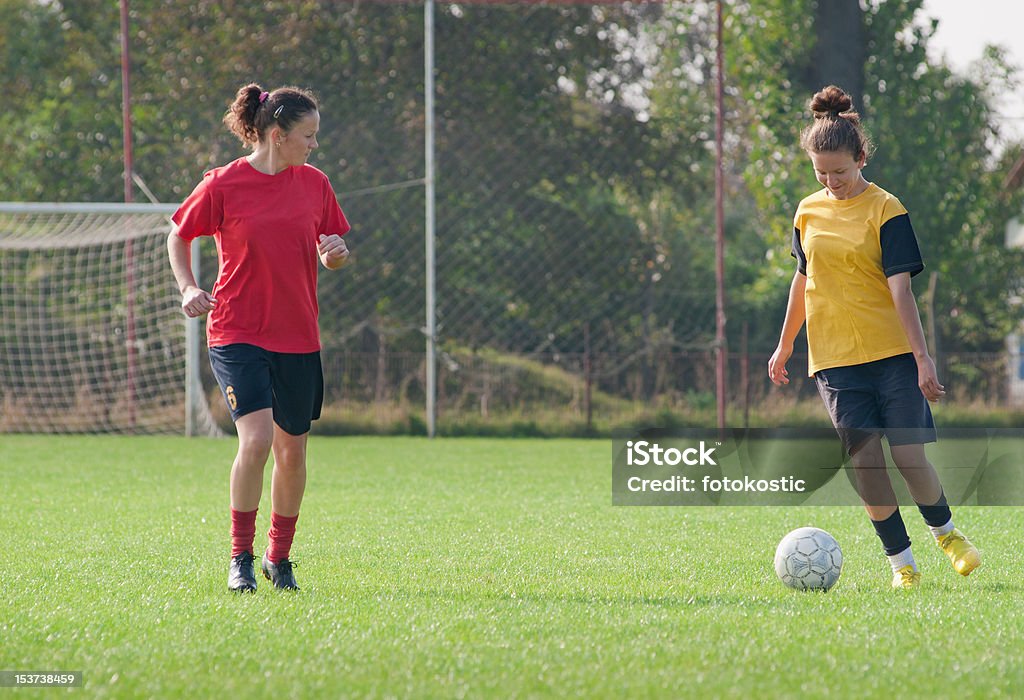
[{"xmin": 2, "ymin": 436, "xmax": 1022, "ymax": 698}]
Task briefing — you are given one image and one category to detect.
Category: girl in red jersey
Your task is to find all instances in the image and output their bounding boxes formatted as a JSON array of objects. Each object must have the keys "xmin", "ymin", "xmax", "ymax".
[
  {"xmin": 768, "ymin": 86, "xmax": 980, "ymax": 590},
  {"xmin": 167, "ymin": 84, "xmax": 351, "ymax": 592}
]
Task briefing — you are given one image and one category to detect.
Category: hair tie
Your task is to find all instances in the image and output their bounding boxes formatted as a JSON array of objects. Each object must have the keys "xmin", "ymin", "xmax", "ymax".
[{"xmin": 259, "ymin": 91, "xmax": 270, "ymax": 104}]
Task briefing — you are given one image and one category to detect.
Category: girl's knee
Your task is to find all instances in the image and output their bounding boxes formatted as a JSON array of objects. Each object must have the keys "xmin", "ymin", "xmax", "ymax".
[
  {"xmin": 273, "ymin": 446, "xmax": 307, "ymax": 473},
  {"xmin": 890, "ymin": 444, "xmax": 931, "ymax": 472},
  {"xmin": 237, "ymin": 431, "xmax": 273, "ymax": 465}
]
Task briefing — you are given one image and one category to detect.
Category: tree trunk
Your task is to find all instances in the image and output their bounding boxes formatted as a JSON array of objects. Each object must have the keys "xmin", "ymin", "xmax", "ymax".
[{"xmin": 811, "ymin": 0, "xmax": 865, "ymax": 114}]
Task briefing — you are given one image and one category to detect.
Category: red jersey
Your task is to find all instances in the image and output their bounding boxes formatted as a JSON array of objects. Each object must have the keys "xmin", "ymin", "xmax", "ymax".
[{"xmin": 172, "ymin": 158, "xmax": 350, "ymax": 353}]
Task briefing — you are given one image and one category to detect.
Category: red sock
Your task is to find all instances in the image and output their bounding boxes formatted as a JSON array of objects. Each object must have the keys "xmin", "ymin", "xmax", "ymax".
[
  {"xmin": 230, "ymin": 508, "xmax": 258, "ymax": 557},
  {"xmin": 266, "ymin": 512, "xmax": 299, "ymax": 564}
]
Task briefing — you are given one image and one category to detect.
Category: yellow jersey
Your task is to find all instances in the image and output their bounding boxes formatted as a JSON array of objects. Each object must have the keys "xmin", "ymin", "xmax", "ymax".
[{"xmin": 792, "ymin": 183, "xmax": 924, "ymax": 376}]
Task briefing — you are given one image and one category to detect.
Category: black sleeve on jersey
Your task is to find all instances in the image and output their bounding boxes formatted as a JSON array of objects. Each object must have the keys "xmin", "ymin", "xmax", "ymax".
[
  {"xmin": 791, "ymin": 227, "xmax": 807, "ymax": 275},
  {"xmin": 880, "ymin": 213, "xmax": 924, "ymax": 278}
]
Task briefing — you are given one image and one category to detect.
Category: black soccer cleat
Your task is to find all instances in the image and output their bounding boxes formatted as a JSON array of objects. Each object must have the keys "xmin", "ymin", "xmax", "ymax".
[
  {"xmin": 262, "ymin": 553, "xmax": 300, "ymax": 590},
  {"xmin": 228, "ymin": 551, "xmax": 257, "ymax": 593}
]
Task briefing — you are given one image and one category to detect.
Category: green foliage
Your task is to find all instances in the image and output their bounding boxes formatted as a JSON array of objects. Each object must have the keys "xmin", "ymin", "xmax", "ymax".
[
  {"xmin": 3, "ymin": 1, "xmax": 719, "ymax": 360},
  {"xmin": 861, "ymin": 1, "xmax": 1024, "ymax": 351},
  {"xmin": 2, "ymin": 0, "xmax": 1021, "ymax": 366},
  {"xmin": 730, "ymin": 0, "xmax": 1024, "ymax": 353}
]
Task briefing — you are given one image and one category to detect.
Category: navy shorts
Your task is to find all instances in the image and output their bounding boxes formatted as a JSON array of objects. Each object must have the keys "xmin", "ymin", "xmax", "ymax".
[
  {"xmin": 208, "ymin": 343, "xmax": 324, "ymax": 436},
  {"xmin": 814, "ymin": 353, "xmax": 936, "ymax": 455}
]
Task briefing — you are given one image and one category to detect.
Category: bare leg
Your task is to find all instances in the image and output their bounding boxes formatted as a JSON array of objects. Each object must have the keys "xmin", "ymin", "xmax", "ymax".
[
  {"xmin": 270, "ymin": 424, "xmax": 308, "ymax": 517},
  {"xmin": 889, "ymin": 443, "xmax": 943, "ymax": 506},
  {"xmin": 849, "ymin": 435, "xmax": 899, "ymax": 521},
  {"xmin": 891, "ymin": 444, "xmax": 981, "ymax": 575},
  {"xmin": 230, "ymin": 409, "xmax": 274, "ymax": 511}
]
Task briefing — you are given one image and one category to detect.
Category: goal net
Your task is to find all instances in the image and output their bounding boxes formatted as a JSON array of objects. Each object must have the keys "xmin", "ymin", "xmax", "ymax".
[{"xmin": 0, "ymin": 203, "xmax": 221, "ymax": 435}]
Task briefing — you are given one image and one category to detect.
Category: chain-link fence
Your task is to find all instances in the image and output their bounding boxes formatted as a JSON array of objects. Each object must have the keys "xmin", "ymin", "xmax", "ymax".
[
  {"xmin": 179, "ymin": 1, "xmax": 730, "ymax": 434},
  {"xmin": 4, "ymin": 1, "xmax": 1021, "ymax": 435}
]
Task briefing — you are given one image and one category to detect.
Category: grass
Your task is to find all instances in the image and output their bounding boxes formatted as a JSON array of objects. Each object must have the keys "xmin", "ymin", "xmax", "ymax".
[{"xmin": 1, "ymin": 436, "xmax": 1022, "ymax": 698}]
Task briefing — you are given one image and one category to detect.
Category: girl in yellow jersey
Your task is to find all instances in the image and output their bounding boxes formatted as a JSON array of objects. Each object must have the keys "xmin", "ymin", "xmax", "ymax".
[{"xmin": 768, "ymin": 85, "xmax": 980, "ymax": 590}]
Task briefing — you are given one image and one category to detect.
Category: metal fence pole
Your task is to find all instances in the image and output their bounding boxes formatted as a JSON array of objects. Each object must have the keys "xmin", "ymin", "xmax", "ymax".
[
  {"xmin": 715, "ymin": 0, "xmax": 727, "ymax": 431},
  {"xmin": 424, "ymin": 0, "xmax": 437, "ymax": 438}
]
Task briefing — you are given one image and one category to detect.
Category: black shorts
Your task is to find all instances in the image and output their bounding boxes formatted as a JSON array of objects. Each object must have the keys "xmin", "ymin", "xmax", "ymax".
[
  {"xmin": 814, "ymin": 353, "xmax": 936, "ymax": 455},
  {"xmin": 208, "ymin": 343, "xmax": 323, "ymax": 436}
]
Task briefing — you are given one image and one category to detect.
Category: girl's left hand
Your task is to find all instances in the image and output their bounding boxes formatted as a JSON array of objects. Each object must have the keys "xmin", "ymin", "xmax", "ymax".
[
  {"xmin": 318, "ymin": 234, "xmax": 351, "ymax": 270},
  {"xmin": 917, "ymin": 355, "xmax": 946, "ymax": 402}
]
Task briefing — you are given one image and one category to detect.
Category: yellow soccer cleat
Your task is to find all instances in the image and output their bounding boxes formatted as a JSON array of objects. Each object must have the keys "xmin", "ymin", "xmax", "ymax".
[
  {"xmin": 937, "ymin": 529, "xmax": 981, "ymax": 576},
  {"xmin": 891, "ymin": 565, "xmax": 921, "ymax": 590}
]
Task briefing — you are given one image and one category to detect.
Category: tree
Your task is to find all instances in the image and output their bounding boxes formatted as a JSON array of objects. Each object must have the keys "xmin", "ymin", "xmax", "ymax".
[
  {"xmin": 811, "ymin": 0, "xmax": 865, "ymax": 111},
  {"xmin": 729, "ymin": 0, "xmax": 1024, "ymax": 355},
  {"xmin": 5, "ymin": 0, "xmax": 1020, "ymax": 373}
]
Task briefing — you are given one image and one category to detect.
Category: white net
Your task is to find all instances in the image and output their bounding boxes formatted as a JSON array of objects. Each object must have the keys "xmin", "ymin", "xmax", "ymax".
[{"xmin": 0, "ymin": 203, "xmax": 221, "ymax": 435}]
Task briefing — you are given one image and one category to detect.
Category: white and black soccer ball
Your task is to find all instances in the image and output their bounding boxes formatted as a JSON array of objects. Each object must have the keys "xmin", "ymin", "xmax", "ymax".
[{"xmin": 774, "ymin": 527, "xmax": 843, "ymax": 591}]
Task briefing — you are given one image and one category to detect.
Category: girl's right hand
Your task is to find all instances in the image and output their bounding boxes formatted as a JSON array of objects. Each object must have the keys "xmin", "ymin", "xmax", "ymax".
[
  {"xmin": 181, "ymin": 285, "xmax": 217, "ymax": 318},
  {"xmin": 768, "ymin": 343, "xmax": 793, "ymax": 386}
]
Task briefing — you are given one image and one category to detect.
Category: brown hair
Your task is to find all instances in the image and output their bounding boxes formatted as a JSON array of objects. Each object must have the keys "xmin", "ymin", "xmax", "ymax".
[
  {"xmin": 799, "ymin": 85, "xmax": 873, "ymax": 160},
  {"xmin": 222, "ymin": 83, "xmax": 319, "ymax": 148}
]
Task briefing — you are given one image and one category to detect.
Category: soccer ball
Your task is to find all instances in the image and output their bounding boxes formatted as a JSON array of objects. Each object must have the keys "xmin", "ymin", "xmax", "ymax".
[{"xmin": 774, "ymin": 527, "xmax": 843, "ymax": 591}]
